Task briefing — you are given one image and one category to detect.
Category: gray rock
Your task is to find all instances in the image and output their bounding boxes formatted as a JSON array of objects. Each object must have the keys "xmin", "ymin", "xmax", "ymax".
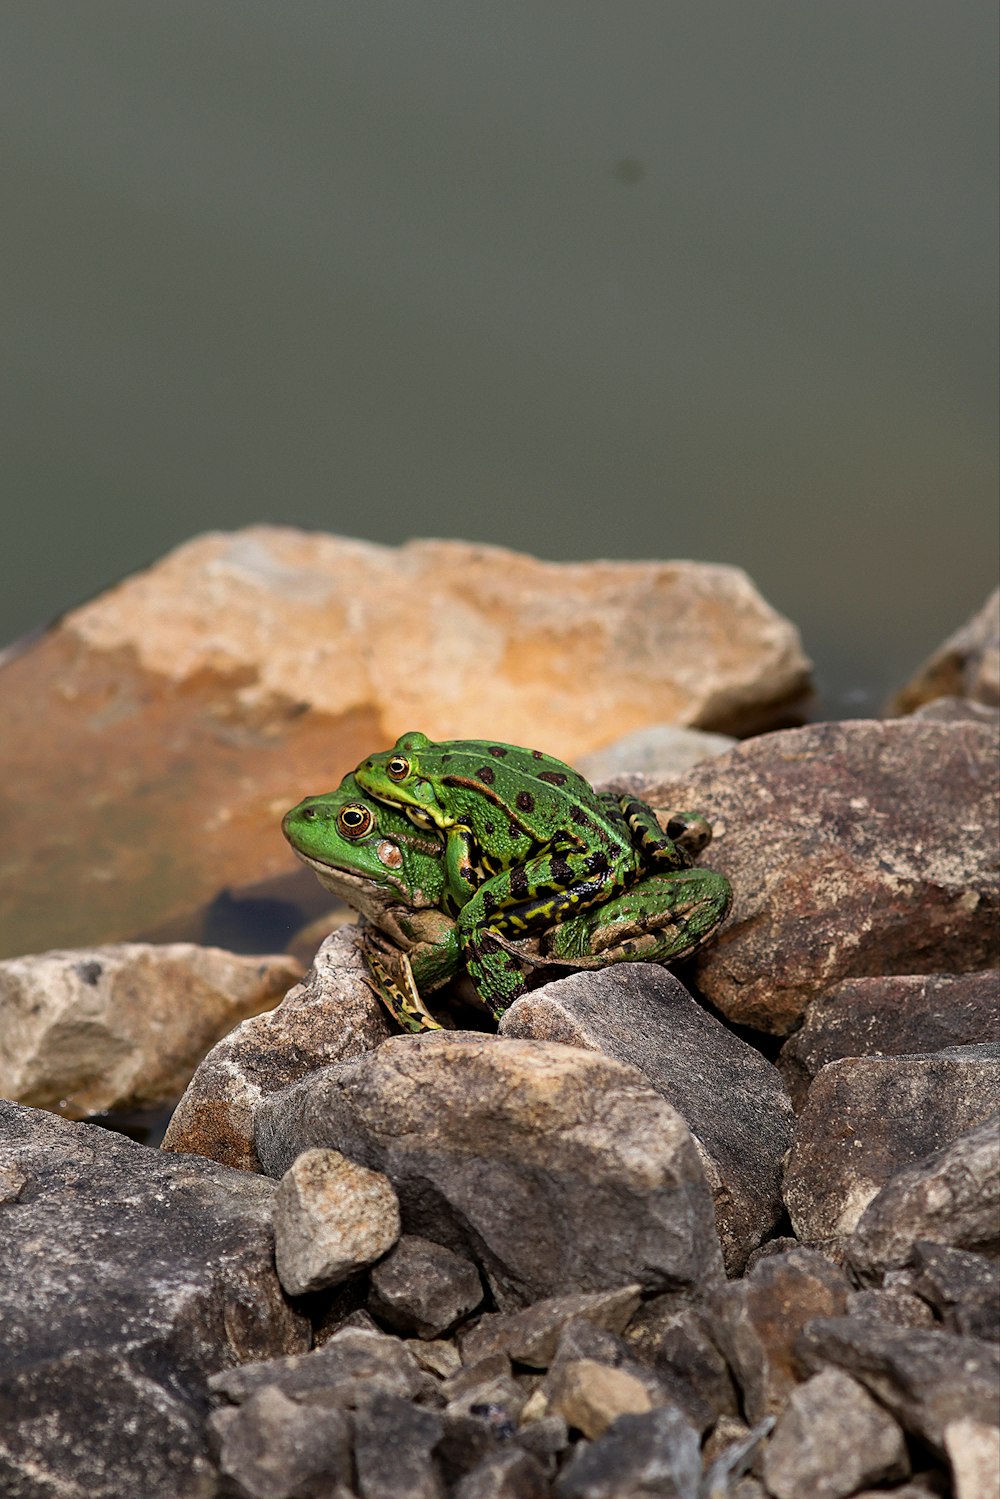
[
  {"xmin": 779, "ymin": 972, "xmax": 1000, "ymax": 1109},
  {"xmin": 908, "ymin": 1242, "xmax": 1000, "ymax": 1341},
  {"xmin": 500, "ymin": 965, "xmax": 794, "ymax": 1273},
  {"xmin": 162, "ymin": 926, "xmax": 392, "ymax": 1169},
  {"xmin": 578, "ymin": 724, "xmax": 736, "ymax": 780},
  {"xmin": 209, "ymin": 1385, "xmax": 352, "ymax": 1499},
  {"xmin": 602, "ymin": 718, "xmax": 999, "ymax": 1034},
  {"xmin": 783, "ymin": 1050, "xmax": 999, "ymax": 1242},
  {"xmin": 797, "ymin": 1315, "xmax": 1000, "ymax": 1455},
  {"xmin": 761, "ymin": 1367, "xmax": 909, "ymax": 1499},
  {"xmin": 458, "ymin": 1285, "xmax": 642, "ymax": 1368},
  {"xmin": 845, "ymin": 1287, "xmax": 937, "ymax": 1329},
  {"xmin": 0, "ymin": 1101, "xmax": 308, "ymax": 1499},
  {"xmin": 911, "ymin": 695, "xmax": 1000, "ymax": 724},
  {"xmin": 622, "ymin": 1303, "xmax": 739, "ymax": 1435},
  {"xmin": 369, "ymin": 1234, "xmax": 484, "ymax": 1339},
  {"xmin": 254, "ymin": 1033, "xmax": 725, "ymax": 1309},
  {"xmin": 847, "ymin": 1111, "xmax": 1000, "ymax": 1279},
  {"xmin": 452, "ymin": 1447, "xmax": 550, "ymax": 1499},
  {"xmin": 888, "ymin": 586, "xmax": 1000, "ymax": 714},
  {"xmin": 352, "ymin": 1388, "xmax": 445, "ymax": 1499},
  {"xmin": 273, "ymin": 1147, "xmax": 401, "ymax": 1296},
  {"xmin": 552, "ymin": 1406, "xmax": 701, "ymax": 1499},
  {"xmin": 701, "ymin": 1418, "xmax": 775, "ymax": 1499},
  {"xmin": 209, "ymin": 1325, "xmax": 435, "ymax": 1408},
  {"xmin": 708, "ymin": 1248, "xmax": 850, "ymax": 1423},
  {"xmin": 0, "ymin": 942, "xmax": 301, "ymax": 1116}
]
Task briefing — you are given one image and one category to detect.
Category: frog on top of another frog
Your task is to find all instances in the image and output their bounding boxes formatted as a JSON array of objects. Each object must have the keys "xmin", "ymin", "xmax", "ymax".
[
  {"xmin": 353, "ymin": 730, "xmax": 731, "ymax": 1019},
  {"xmin": 284, "ymin": 771, "xmax": 731, "ymax": 1031}
]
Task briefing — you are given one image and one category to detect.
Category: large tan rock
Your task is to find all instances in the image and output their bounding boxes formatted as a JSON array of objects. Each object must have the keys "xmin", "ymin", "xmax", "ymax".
[
  {"xmin": 0, "ymin": 528, "xmax": 810, "ymax": 958},
  {"xmin": 888, "ymin": 587, "xmax": 999, "ymax": 714},
  {"xmin": 0, "ymin": 942, "xmax": 300, "ymax": 1115}
]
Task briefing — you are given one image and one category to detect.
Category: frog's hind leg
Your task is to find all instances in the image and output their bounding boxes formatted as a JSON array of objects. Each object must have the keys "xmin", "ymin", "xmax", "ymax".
[
  {"xmin": 550, "ymin": 868, "xmax": 732, "ymax": 968},
  {"xmin": 457, "ymin": 848, "xmax": 635, "ymax": 1019}
]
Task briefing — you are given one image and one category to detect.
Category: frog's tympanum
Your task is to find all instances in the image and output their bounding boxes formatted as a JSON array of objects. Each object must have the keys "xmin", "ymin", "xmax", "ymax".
[{"xmin": 282, "ymin": 733, "xmax": 732, "ymax": 1030}]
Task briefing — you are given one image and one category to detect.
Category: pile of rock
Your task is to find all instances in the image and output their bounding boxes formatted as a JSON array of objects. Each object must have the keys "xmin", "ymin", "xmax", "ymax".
[{"xmin": 0, "ymin": 568, "xmax": 997, "ymax": 1498}]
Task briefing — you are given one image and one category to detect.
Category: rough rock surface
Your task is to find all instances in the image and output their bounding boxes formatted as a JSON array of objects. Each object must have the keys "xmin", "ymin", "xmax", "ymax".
[
  {"xmin": 272, "ymin": 1147, "xmax": 401, "ymax": 1297},
  {"xmin": 798, "ymin": 1314, "xmax": 1000, "ymax": 1456},
  {"xmin": 846, "ymin": 1112, "xmax": 1000, "ymax": 1279},
  {"xmin": 501, "ymin": 965, "xmax": 794, "ymax": 1273},
  {"xmin": 0, "ymin": 942, "xmax": 299, "ymax": 1116},
  {"xmin": 458, "ymin": 1286, "xmax": 642, "ymax": 1368},
  {"xmin": 576, "ymin": 723, "xmax": 736, "ymax": 781},
  {"xmin": 0, "ymin": 1100, "xmax": 308, "ymax": 1499},
  {"xmin": 368, "ymin": 1234, "xmax": 484, "ymax": 1339},
  {"xmin": 603, "ymin": 717, "xmax": 999, "ymax": 1033},
  {"xmin": 784, "ymin": 1049, "xmax": 1000, "ymax": 1242},
  {"xmin": 761, "ymin": 1367, "xmax": 909, "ymax": 1499},
  {"xmin": 209, "ymin": 1386, "xmax": 353, "ymax": 1498},
  {"xmin": 907, "ymin": 1242, "xmax": 1000, "ymax": 1342},
  {"xmin": 552, "ymin": 1406, "xmax": 701, "ymax": 1499},
  {"xmin": 709, "ymin": 1248, "xmax": 851, "ymax": 1422},
  {"xmin": 888, "ymin": 586, "xmax": 1000, "ymax": 714},
  {"xmin": 0, "ymin": 527, "xmax": 810, "ymax": 958},
  {"xmin": 779, "ymin": 971, "xmax": 1000, "ymax": 1109},
  {"xmin": 254, "ymin": 1032, "xmax": 725, "ymax": 1308},
  {"xmin": 162, "ymin": 926, "xmax": 391, "ymax": 1169},
  {"xmin": 209, "ymin": 1324, "xmax": 435, "ymax": 1408}
]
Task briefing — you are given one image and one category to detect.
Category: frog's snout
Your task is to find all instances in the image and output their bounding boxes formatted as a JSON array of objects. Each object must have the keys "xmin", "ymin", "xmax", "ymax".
[{"xmin": 282, "ymin": 800, "xmax": 328, "ymax": 835}]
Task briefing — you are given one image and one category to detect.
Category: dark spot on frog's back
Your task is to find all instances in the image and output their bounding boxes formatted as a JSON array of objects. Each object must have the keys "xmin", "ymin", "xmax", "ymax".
[
  {"xmin": 570, "ymin": 805, "xmax": 591, "ymax": 826},
  {"xmin": 538, "ymin": 771, "xmax": 567, "ymax": 785},
  {"xmin": 488, "ymin": 746, "xmax": 508, "ymax": 758},
  {"xmin": 532, "ymin": 749, "xmax": 544, "ymax": 759},
  {"xmin": 510, "ymin": 867, "xmax": 529, "ymax": 899},
  {"xmin": 476, "ymin": 766, "xmax": 496, "ymax": 784},
  {"xmin": 516, "ymin": 791, "xmax": 535, "ymax": 813},
  {"xmin": 485, "ymin": 821, "xmax": 495, "ymax": 837}
]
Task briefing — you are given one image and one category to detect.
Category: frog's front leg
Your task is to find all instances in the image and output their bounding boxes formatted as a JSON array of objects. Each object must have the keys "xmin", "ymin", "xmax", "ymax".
[
  {"xmin": 456, "ymin": 846, "xmax": 634, "ymax": 1019},
  {"xmin": 361, "ymin": 914, "xmax": 463, "ymax": 1033}
]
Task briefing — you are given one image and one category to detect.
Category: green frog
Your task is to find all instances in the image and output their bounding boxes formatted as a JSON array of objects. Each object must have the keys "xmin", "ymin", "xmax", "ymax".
[
  {"xmin": 349, "ymin": 730, "xmax": 732, "ymax": 1018},
  {"xmin": 284, "ymin": 775, "xmax": 730, "ymax": 1031}
]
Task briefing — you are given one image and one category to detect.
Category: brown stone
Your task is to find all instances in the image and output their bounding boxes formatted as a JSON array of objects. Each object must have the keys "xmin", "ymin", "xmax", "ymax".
[
  {"xmin": 783, "ymin": 1050, "xmax": 999, "ymax": 1243},
  {"xmin": 161, "ymin": 926, "xmax": 391, "ymax": 1170},
  {"xmin": 779, "ymin": 972, "xmax": 1000, "ymax": 1110},
  {"xmin": 602, "ymin": 717, "xmax": 999, "ymax": 1033},
  {"xmin": 888, "ymin": 587, "xmax": 1000, "ymax": 714},
  {"xmin": 709, "ymin": 1248, "xmax": 851, "ymax": 1422},
  {"xmin": 0, "ymin": 942, "xmax": 300, "ymax": 1115},
  {"xmin": 0, "ymin": 528, "xmax": 810, "ymax": 959}
]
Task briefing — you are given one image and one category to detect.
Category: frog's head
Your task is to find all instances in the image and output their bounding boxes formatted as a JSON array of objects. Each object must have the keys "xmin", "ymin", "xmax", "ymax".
[
  {"xmin": 355, "ymin": 730, "xmax": 446, "ymax": 824},
  {"xmin": 281, "ymin": 773, "xmax": 446, "ymax": 915}
]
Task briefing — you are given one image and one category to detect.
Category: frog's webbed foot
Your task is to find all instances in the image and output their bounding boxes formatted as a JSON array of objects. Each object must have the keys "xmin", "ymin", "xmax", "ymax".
[{"xmin": 362, "ymin": 946, "xmax": 444, "ymax": 1033}]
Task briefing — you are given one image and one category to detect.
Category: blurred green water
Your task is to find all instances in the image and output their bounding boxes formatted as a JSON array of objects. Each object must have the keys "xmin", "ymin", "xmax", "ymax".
[{"xmin": 1, "ymin": 1, "xmax": 996, "ymax": 715}]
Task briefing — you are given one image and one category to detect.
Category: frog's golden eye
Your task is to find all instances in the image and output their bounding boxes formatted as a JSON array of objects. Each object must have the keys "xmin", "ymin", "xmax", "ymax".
[
  {"xmin": 386, "ymin": 756, "xmax": 410, "ymax": 782},
  {"xmin": 337, "ymin": 804, "xmax": 375, "ymax": 840}
]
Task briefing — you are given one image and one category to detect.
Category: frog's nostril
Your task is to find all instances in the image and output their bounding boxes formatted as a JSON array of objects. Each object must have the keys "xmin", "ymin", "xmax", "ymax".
[{"xmin": 302, "ymin": 806, "xmax": 319, "ymax": 821}]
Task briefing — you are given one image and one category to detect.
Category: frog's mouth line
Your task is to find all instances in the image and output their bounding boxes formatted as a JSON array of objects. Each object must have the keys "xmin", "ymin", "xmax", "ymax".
[{"xmin": 289, "ymin": 847, "xmax": 372, "ymax": 890}]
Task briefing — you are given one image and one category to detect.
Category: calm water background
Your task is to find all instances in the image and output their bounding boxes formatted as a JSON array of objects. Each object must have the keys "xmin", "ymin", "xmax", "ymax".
[{"xmin": 2, "ymin": 3, "xmax": 997, "ymax": 716}]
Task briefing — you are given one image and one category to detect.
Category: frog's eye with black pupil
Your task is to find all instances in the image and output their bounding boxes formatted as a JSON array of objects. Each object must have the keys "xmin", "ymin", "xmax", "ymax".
[
  {"xmin": 337, "ymin": 805, "xmax": 374, "ymax": 839},
  {"xmin": 387, "ymin": 756, "xmax": 410, "ymax": 781}
]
